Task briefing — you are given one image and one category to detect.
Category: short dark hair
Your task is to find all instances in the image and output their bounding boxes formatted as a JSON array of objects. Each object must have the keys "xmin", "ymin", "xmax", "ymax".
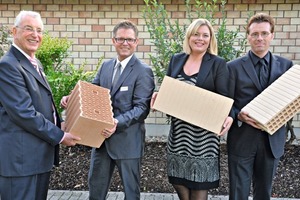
[
  {"xmin": 246, "ymin": 13, "xmax": 275, "ymax": 34},
  {"xmin": 112, "ymin": 20, "xmax": 138, "ymax": 38}
]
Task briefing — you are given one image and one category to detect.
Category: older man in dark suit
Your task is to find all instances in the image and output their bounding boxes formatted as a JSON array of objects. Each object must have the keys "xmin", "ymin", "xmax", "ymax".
[
  {"xmin": 227, "ymin": 13, "xmax": 294, "ymax": 200},
  {"xmin": 61, "ymin": 20, "xmax": 155, "ymax": 200},
  {"xmin": 0, "ymin": 11, "xmax": 80, "ymax": 200}
]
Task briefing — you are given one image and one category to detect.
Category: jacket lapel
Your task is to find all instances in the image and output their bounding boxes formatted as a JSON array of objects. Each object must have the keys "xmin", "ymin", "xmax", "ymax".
[
  {"xmin": 107, "ymin": 59, "xmax": 116, "ymax": 90},
  {"xmin": 11, "ymin": 46, "xmax": 52, "ymax": 91},
  {"xmin": 110, "ymin": 56, "xmax": 135, "ymax": 96},
  {"xmin": 195, "ymin": 53, "xmax": 212, "ymax": 86},
  {"xmin": 268, "ymin": 53, "xmax": 280, "ymax": 84},
  {"xmin": 170, "ymin": 54, "xmax": 188, "ymax": 78},
  {"xmin": 241, "ymin": 52, "xmax": 263, "ymax": 91}
]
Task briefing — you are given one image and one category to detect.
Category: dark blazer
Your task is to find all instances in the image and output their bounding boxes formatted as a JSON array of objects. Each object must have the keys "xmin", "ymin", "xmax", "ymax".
[
  {"xmin": 227, "ymin": 51, "xmax": 293, "ymax": 159},
  {"xmin": 92, "ymin": 54, "xmax": 155, "ymax": 159},
  {"xmin": 0, "ymin": 46, "xmax": 64, "ymax": 177},
  {"xmin": 167, "ymin": 52, "xmax": 229, "ymax": 97}
]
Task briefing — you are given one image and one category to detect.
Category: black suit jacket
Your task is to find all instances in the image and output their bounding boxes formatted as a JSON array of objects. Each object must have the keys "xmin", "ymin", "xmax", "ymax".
[
  {"xmin": 167, "ymin": 52, "xmax": 229, "ymax": 97},
  {"xmin": 227, "ymin": 51, "xmax": 293, "ymax": 159},
  {"xmin": 0, "ymin": 46, "xmax": 64, "ymax": 177}
]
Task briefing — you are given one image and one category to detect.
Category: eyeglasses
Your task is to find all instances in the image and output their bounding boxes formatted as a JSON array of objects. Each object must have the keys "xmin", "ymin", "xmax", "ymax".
[
  {"xmin": 249, "ymin": 32, "xmax": 271, "ymax": 39},
  {"xmin": 16, "ymin": 25, "xmax": 43, "ymax": 35},
  {"xmin": 114, "ymin": 38, "xmax": 137, "ymax": 44}
]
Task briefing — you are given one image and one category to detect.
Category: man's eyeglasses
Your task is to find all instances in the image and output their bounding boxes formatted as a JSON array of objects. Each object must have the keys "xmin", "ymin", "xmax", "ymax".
[
  {"xmin": 249, "ymin": 32, "xmax": 271, "ymax": 39},
  {"xmin": 16, "ymin": 26, "xmax": 43, "ymax": 35},
  {"xmin": 114, "ymin": 38, "xmax": 137, "ymax": 44}
]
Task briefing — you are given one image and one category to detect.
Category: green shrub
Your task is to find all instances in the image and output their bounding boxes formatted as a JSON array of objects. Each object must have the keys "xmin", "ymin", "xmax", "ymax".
[
  {"xmin": 36, "ymin": 32, "xmax": 72, "ymax": 74},
  {"xmin": 142, "ymin": 0, "xmax": 186, "ymax": 83},
  {"xmin": 36, "ymin": 33, "xmax": 100, "ymax": 114},
  {"xmin": 0, "ymin": 24, "xmax": 12, "ymax": 57},
  {"xmin": 142, "ymin": 0, "xmax": 247, "ymax": 83}
]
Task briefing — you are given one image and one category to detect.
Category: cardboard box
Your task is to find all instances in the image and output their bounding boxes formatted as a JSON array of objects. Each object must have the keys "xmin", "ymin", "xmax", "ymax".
[
  {"xmin": 153, "ymin": 76, "xmax": 234, "ymax": 134},
  {"xmin": 242, "ymin": 64, "xmax": 300, "ymax": 135},
  {"xmin": 64, "ymin": 81, "xmax": 114, "ymax": 148}
]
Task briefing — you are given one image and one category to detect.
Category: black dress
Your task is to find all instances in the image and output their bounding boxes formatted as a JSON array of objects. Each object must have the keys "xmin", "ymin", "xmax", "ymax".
[{"xmin": 167, "ymin": 71, "xmax": 220, "ymax": 190}]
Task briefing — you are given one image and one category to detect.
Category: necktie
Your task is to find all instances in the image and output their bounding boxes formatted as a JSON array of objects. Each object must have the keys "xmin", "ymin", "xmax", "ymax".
[
  {"xmin": 29, "ymin": 57, "xmax": 41, "ymax": 76},
  {"xmin": 258, "ymin": 59, "xmax": 269, "ymax": 90},
  {"xmin": 29, "ymin": 57, "xmax": 57, "ymax": 125},
  {"xmin": 112, "ymin": 63, "xmax": 122, "ymax": 88}
]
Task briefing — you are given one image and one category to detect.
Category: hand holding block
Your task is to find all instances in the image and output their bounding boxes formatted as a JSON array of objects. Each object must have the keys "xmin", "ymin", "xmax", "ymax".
[
  {"xmin": 242, "ymin": 64, "xmax": 300, "ymax": 135},
  {"xmin": 64, "ymin": 81, "xmax": 114, "ymax": 147},
  {"xmin": 153, "ymin": 76, "xmax": 233, "ymax": 134}
]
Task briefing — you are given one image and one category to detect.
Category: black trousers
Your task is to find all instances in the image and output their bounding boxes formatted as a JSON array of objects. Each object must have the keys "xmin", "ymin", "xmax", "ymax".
[{"xmin": 228, "ymin": 132, "xmax": 280, "ymax": 200}]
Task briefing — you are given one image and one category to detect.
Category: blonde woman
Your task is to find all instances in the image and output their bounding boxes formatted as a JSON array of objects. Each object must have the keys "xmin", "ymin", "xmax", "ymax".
[{"xmin": 151, "ymin": 19, "xmax": 233, "ymax": 200}]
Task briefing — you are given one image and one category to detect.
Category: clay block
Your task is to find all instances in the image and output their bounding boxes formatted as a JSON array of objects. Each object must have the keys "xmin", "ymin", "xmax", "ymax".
[
  {"xmin": 153, "ymin": 76, "xmax": 234, "ymax": 134},
  {"xmin": 242, "ymin": 64, "xmax": 300, "ymax": 135},
  {"xmin": 65, "ymin": 81, "xmax": 114, "ymax": 147}
]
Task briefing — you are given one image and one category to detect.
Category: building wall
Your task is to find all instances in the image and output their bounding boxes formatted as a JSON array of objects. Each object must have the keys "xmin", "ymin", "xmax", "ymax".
[{"xmin": 1, "ymin": 0, "xmax": 300, "ymax": 128}]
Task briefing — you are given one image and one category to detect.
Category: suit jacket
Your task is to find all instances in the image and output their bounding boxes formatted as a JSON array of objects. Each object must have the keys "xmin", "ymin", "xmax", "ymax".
[
  {"xmin": 167, "ymin": 52, "xmax": 229, "ymax": 98},
  {"xmin": 227, "ymin": 51, "xmax": 293, "ymax": 159},
  {"xmin": 0, "ymin": 46, "xmax": 64, "ymax": 177},
  {"xmin": 92, "ymin": 54, "xmax": 155, "ymax": 159}
]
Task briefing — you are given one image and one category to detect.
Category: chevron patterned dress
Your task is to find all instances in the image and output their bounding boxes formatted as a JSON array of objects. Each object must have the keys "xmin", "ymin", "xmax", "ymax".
[{"xmin": 167, "ymin": 72, "xmax": 220, "ymax": 189}]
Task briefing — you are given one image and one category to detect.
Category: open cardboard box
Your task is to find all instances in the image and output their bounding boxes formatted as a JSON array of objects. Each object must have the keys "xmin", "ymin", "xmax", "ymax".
[{"xmin": 153, "ymin": 76, "xmax": 234, "ymax": 134}]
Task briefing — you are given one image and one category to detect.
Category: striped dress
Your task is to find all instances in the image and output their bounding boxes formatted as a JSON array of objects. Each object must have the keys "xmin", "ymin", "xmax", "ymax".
[{"xmin": 167, "ymin": 72, "xmax": 220, "ymax": 190}]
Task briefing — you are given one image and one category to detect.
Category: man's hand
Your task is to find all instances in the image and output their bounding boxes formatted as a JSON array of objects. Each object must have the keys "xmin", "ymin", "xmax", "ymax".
[
  {"xmin": 60, "ymin": 95, "xmax": 70, "ymax": 109},
  {"xmin": 61, "ymin": 132, "xmax": 81, "ymax": 146},
  {"xmin": 238, "ymin": 110, "xmax": 262, "ymax": 129},
  {"xmin": 101, "ymin": 119, "xmax": 118, "ymax": 139}
]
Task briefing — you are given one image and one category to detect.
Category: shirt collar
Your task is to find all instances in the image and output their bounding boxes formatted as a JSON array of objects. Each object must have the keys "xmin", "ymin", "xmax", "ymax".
[
  {"xmin": 12, "ymin": 43, "xmax": 36, "ymax": 61},
  {"xmin": 250, "ymin": 50, "xmax": 270, "ymax": 66},
  {"xmin": 115, "ymin": 54, "xmax": 133, "ymax": 70}
]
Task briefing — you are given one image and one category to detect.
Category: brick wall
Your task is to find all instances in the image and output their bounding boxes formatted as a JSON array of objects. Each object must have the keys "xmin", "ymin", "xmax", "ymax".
[{"xmin": 1, "ymin": 0, "xmax": 300, "ymax": 128}]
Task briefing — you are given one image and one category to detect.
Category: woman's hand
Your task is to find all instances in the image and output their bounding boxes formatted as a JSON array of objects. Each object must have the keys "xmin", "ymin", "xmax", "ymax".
[
  {"xmin": 218, "ymin": 116, "xmax": 233, "ymax": 136},
  {"xmin": 150, "ymin": 92, "xmax": 158, "ymax": 111}
]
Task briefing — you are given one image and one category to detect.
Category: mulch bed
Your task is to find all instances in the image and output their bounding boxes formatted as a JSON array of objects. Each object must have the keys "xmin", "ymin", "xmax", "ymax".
[{"xmin": 49, "ymin": 142, "xmax": 300, "ymax": 198}]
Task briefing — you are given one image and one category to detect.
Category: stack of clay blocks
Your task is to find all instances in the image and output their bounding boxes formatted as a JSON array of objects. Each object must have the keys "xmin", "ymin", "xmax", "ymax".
[
  {"xmin": 65, "ymin": 80, "xmax": 114, "ymax": 147},
  {"xmin": 242, "ymin": 64, "xmax": 300, "ymax": 135}
]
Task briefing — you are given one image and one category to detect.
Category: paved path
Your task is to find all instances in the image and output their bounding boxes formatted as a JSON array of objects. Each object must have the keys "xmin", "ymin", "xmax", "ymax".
[{"xmin": 47, "ymin": 190, "xmax": 300, "ymax": 200}]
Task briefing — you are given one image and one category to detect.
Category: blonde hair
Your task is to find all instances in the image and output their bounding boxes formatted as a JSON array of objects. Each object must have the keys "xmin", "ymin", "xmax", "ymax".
[{"xmin": 183, "ymin": 18, "xmax": 218, "ymax": 55}]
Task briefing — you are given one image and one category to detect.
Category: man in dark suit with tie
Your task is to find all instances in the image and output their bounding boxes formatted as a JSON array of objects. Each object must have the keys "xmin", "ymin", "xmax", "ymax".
[
  {"xmin": 61, "ymin": 20, "xmax": 155, "ymax": 200},
  {"xmin": 227, "ymin": 13, "xmax": 294, "ymax": 200},
  {"xmin": 0, "ymin": 11, "xmax": 80, "ymax": 200}
]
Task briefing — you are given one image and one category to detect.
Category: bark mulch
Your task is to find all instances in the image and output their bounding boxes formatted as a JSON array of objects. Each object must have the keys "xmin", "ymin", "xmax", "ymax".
[{"xmin": 49, "ymin": 142, "xmax": 300, "ymax": 198}]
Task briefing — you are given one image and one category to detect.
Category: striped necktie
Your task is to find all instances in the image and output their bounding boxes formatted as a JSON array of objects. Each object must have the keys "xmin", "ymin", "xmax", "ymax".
[
  {"xmin": 112, "ymin": 62, "xmax": 122, "ymax": 88},
  {"xmin": 29, "ymin": 57, "xmax": 41, "ymax": 76}
]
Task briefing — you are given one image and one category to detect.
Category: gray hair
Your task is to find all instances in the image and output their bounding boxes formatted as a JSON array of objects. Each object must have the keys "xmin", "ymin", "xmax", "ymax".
[{"xmin": 14, "ymin": 10, "xmax": 44, "ymax": 29}]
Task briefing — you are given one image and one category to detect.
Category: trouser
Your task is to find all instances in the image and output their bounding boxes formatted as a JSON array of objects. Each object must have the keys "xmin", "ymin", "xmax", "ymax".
[
  {"xmin": 0, "ymin": 171, "xmax": 51, "ymax": 200},
  {"xmin": 88, "ymin": 143, "xmax": 141, "ymax": 200}
]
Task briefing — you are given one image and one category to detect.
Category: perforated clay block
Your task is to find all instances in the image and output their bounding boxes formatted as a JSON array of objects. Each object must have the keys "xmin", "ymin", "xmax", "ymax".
[
  {"xmin": 242, "ymin": 64, "xmax": 300, "ymax": 135},
  {"xmin": 65, "ymin": 80, "xmax": 114, "ymax": 147}
]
